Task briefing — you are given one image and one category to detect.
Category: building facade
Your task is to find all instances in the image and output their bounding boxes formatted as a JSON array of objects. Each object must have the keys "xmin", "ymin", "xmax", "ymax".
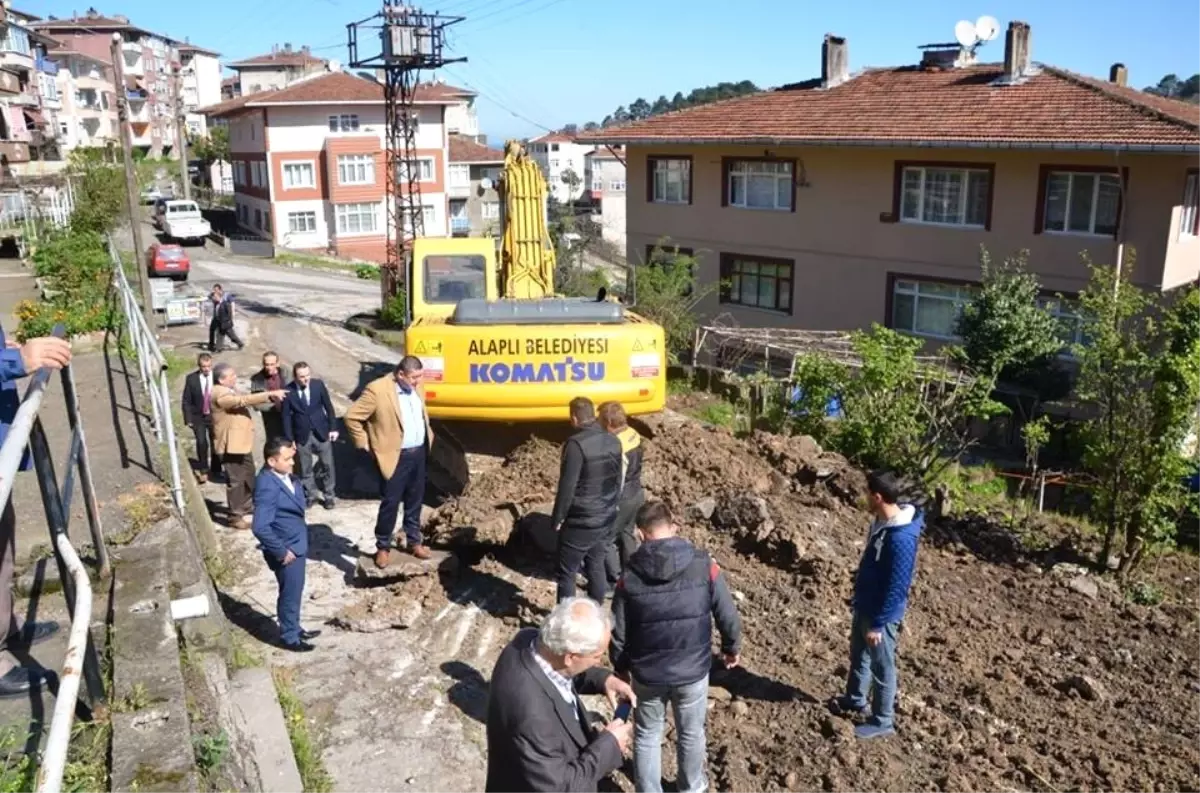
[
  {"xmin": 51, "ymin": 49, "xmax": 116, "ymax": 151},
  {"xmin": 583, "ymin": 146, "xmax": 627, "ymax": 252},
  {"xmin": 448, "ymin": 133, "xmax": 502, "ymax": 237},
  {"xmin": 33, "ymin": 10, "xmax": 217, "ymax": 158},
  {"xmin": 227, "ymin": 45, "xmax": 327, "ymax": 96},
  {"xmin": 178, "ymin": 42, "xmax": 221, "ymax": 138},
  {"xmin": 205, "ymin": 71, "xmax": 470, "ymax": 261},
  {"xmin": 528, "ymin": 132, "xmax": 591, "ymax": 203},
  {"xmin": 1, "ymin": 8, "xmax": 63, "ymax": 165},
  {"xmin": 580, "ymin": 25, "xmax": 1200, "ymax": 343}
]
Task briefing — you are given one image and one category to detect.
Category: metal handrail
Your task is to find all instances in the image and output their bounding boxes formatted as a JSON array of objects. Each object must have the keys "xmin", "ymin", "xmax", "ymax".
[
  {"xmin": 0, "ymin": 325, "xmax": 106, "ymax": 793},
  {"xmin": 108, "ymin": 236, "xmax": 184, "ymax": 510}
]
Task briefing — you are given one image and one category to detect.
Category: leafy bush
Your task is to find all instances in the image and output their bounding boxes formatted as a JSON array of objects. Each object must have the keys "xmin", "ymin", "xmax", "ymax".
[
  {"xmin": 65, "ymin": 148, "xmax": 125, "ymax": 235},
  {"xmin": 633, "ymin": 241, "xmax": 717, "ymax": 364},
  {"xmin": 18, "ymin": 226, "xmax": 115, "ymax": 341},
  {"xmin": 355, "ymin": 263, "xmax": 381, "ymax": 281},
  {"xmin": 379, "ymin": 288, "xmax": 408, "ymax": 329}
]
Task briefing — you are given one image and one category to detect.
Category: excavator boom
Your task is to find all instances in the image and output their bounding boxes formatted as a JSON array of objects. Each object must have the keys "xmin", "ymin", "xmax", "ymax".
[{"xmin": 498, "ymin": 141, "xmax": 556, "ymax": 300}]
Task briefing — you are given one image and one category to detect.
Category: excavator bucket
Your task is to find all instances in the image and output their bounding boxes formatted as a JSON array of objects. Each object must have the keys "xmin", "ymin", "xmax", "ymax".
[{"xmin": 426, "ymin": 421, "xmax": 470, "ymax": 498}]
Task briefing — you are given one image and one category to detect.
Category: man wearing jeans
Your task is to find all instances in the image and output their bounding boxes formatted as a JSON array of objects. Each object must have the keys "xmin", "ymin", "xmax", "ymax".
[
  {"xmin": 610, "ymin": 500, "xmax": 742, "ymax": 793},
  {"xmin": 830, "ymin": 470, "xmax": 923, "ymax": 740}
]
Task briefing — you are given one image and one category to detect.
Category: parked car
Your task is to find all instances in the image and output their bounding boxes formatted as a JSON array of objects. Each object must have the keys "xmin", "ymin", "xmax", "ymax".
[
  {"xmin": 141, "ymin": 183, "xmax": 175, "ymax": 204},
  {"xmin": 161, "ymin": 200, "xmax": 211, "ymax": 245},
  {"xmin": 146, "ymin": 243, "xmax": 190, "ymax": 281}
]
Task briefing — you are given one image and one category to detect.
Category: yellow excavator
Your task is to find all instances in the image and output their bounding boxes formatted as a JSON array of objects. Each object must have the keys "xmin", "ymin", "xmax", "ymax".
[{"xmin": 399, "ymin": 140, "xmax": 667, "ymax": 493}]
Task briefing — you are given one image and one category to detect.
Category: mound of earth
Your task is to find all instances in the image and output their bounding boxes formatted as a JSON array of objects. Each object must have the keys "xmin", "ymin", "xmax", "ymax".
[{"xmin": 427, "ymin": 410, "xmax": 1200, "ymax": 792}]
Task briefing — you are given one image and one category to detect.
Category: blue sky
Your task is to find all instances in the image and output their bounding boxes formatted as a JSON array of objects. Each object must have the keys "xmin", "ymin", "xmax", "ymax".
[{"xmin": 37, "ymin": 0, "xmax": 1200, "ymax": 140}]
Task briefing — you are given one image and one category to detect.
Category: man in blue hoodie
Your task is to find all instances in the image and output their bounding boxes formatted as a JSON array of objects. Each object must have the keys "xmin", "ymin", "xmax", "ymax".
[
  {"xmin": 831, "ymin": 470, "xmax": 923, "ymax": 740},
  {"xmin": 610, "ymin": 500, "xmax": 742, "ymax": 793}
]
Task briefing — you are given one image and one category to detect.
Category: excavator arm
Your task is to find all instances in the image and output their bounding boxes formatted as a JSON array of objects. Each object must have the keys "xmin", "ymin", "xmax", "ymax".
[{"xmin": 498, "ymin": 140, "xmax": 557, "ymax": 300}]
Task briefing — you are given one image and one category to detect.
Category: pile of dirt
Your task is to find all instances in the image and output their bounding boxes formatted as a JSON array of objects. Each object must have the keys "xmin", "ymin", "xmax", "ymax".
[{"xmin": 425, "ymin": 411, "xmax": 1199, "ymax": 792}]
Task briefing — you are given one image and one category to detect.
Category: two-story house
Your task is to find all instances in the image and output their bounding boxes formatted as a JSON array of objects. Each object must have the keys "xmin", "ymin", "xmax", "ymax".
[
  {"xmin": 203, "ymin": 70, "xmax": 468, "ymax": 261},
  {"xmin": 579, "ymin": 23, "xmax": 1200, "ymax": 344},
  {"xmin": 227, "ymin": 45, "xmax": 327, "ymax": 96},
  {"xmin": 583, "ymin": 145, "xmax": 627, "ymax": 251},
  {"xmin": 528, "ymin": 132, "xmax": 591, "ymax": 203},
  {"xmin": 448, "ymin": 133, "xmax": 503, "ymax": 237}
]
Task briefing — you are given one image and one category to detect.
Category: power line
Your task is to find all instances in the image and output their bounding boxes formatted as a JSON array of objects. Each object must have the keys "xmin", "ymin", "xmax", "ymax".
[
  {"xmin": 443, "ymin": 67, "xmax": 556, "ymax": 134},
  {"xmin": 463, "ymin": 0, "xmax": 568, "ymax": 29}
]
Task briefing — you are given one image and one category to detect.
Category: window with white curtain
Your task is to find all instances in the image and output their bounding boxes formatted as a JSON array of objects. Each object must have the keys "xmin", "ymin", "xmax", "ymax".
[
  {"xmin": 337, "ymin": 154, "xmax": 375, "ymax": 185},
  {"xmin": 335, "ymin": 202, "xmax": 379, "ymax": 235},
  {"xmin": 900, "ymin": 166, "xmax": 990, "ymax": 227},
  {"xmin": 890, "ymin": 279, "xmax": 977, "ymax": 339},
  {"xmin": 282, "ymin": 162, "xmax": 314, "ymax": 189},
  {"xmin": 651, "ymin": 157, "xmax": 691, "ymax": 204},
  {"xmin": 287, "ymin": 211, "xmax": 317, "ymax": 233},
  {"xmin": 1042, "ymin": 171, "xmax": 1121, "ymax": 236},
  {"xmin": 727, "ymin": 160, "xmax": 793, "ymax": 211}
]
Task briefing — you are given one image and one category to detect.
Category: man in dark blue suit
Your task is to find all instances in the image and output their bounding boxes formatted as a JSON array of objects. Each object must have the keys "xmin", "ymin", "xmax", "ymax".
[
  {"xmin": 281, "ymin": 362, "xmax": 338, "ymax": 511},
  {"xmin": 252, "ymin": 437, "xmax": 320, "ymax": 652}
]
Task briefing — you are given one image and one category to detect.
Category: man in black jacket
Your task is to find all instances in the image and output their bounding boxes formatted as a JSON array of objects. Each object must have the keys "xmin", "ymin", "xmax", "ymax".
[
  {"xmin": 486, "ymin": 597, "xmax": 634, "ymax": 792},
  {"xmin": 250, "ymin": 351, "xmax": 286, "ymax": 442},
  {"xmin": 550, "ymin": 397, "xmax": 623, "ymax": 603},
  {"xmin": 208, "ymin": 284, "xmax": 243, "ymax": 352},
  {"xmin": 610, "ymin": 500, "xmax": 742, "ymax": 793},
  {"xmin": 180, "ymin": 352, "xmax": 221, "ymax": 482}
]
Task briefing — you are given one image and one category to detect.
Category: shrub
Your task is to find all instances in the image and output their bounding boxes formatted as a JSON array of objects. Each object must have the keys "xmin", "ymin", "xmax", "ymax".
[{"xmin": 379, "ymin": 288, "xmax": 408, "ymax": 329}]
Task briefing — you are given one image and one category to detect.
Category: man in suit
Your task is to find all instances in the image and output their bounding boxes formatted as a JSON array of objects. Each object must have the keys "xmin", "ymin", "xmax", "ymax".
[
  {"xmin": 250, "ymin": 351, "xmax": 286, "ymax": 442},
  {"xmin": 486, "ymin": 597, "xmax": 634, "ymax": 792},
  {"xmin": 252, "ymin": 437, "xmax": 320, "ymax": 653},
  {"xmin": 181, "ymin": 353, "xmax": 221, "ymax": 483},
  {"xmin": 282, "ymin": 361, "xmax": 338, "ymax": 510},
  {"xmin": 212, "ymin": 362, "xmax": 285, "ymax": 528},
  {"xmin": 550, "ymin": 397, "xmax": 623, "ymax": 603},
  {"xmin": 344, "ymin": 356, "xmax": 435, "ymax": 567},
  {"xmin": 0, "ymin": 327, "xmax": 72, "ymax": 697},
  {"xmin": 208, "ymin": 284, "xmax": 243, "ymax": 353}
]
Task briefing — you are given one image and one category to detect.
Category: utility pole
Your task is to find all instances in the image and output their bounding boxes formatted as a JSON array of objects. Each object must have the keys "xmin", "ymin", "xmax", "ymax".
[
  {"xmin": 110, "ymin": 33, "xmax": 154, "ymax": 329},
  {"xmin": 172, "ymin": 61, "xmax": 191, "ymax": 200}
]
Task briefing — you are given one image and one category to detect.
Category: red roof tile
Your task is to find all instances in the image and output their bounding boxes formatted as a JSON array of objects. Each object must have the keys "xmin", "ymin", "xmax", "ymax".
[
  {"xmin": 228, "ymin": 50, "xmax": 328, "ymax": 69},
  {"xmin": 448, "ymin": 134, "xmax": 504, "ymax": 163},
  {"xmin": 530, "ymin": 131, "xmax": 576, "ymax": 144},
  {"xmin": 202, "ymin": 72, "xmax": 472, "ymax": 117},
  {"xmin": 577, "ymin": 64, "xmax": 1200, "ymax": 150}
]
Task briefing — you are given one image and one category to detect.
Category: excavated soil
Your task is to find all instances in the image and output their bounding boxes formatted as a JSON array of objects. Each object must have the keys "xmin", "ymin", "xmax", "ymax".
[{"xmin": 426, "ymin": 413, "xmax": 1200, "ymax": 792}]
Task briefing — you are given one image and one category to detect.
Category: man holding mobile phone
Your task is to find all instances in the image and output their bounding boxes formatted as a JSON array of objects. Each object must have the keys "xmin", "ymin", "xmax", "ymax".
[{"xmin": 610, "ymin": 500, "xmax": 743, "ymax": 793}]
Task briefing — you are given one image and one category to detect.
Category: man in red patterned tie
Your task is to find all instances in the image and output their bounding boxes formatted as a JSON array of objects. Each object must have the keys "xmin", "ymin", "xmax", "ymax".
[{"xmin": 181, "ymin": 353, "xmax": 222, "ymax": 483}]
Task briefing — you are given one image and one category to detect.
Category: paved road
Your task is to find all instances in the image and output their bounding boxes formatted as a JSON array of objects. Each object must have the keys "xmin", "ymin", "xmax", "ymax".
[{"xmin": 171, "ymin": 249, "xmax": 570, "ymax": 793}]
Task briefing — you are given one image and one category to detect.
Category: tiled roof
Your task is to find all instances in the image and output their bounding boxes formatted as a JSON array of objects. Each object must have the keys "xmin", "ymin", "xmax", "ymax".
[
  {"xmin": 202, "ymin": 72, "xmax": 472, "ymax": 117},
  {"xmin": 228, "ymin": 50, "xmax": 328, "ymax": 69},
  {"xmin": 32, "ymin": 13, "xmax": 139, "ymax": 30},
  {"xmin": 530, "ymin": 131, "xmax": 576, "ymax": 143},
  {"xmin": 179, "ymin": 42, "xmax": 220, "ymax": 56},
  {"xmin": 577, "ymin": 63, "xmax": 1200, "ymax": 150},
  {"xmin": 449, "ymin": 134, "xmax": 504, "ymax": 163}
]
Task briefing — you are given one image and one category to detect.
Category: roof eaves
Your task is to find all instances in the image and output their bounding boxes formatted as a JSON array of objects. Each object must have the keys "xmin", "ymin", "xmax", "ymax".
[{"xmin": 575, "ymin": 134, "xmax": 1200, "ymax": 153}]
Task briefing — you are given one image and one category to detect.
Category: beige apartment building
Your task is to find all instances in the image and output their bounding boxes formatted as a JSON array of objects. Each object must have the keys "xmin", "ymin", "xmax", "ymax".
[{"xmin": 579, "ymin": 23, "xmax": 1200, "ymax": 343}]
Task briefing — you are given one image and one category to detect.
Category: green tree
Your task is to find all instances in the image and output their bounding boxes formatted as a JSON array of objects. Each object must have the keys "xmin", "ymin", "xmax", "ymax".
[
  {"xmin": 190, "ymin": 126, "xmax": 230, "ymax": 164},
  {"xmin": 635, "ymin": 242, "xmax": 717, "ymax": 364},
  {"xmin": 650, "ymin": 95, "xmax": 670, "ymax": 115},
  {"xmin": 66, "ymin": 148, "xmax": 125, "ymax": 235},
  {"xmin": 1074, "ymin": 253, "xmax": 1200, "ymax": 572},
  {"xmin": 955, "ymin": 246, "xmax": 1063, "ymax": 381},
  {"xmin": 628, "ymin": 98, "xmax": 651, "ymax": 120},
  {"xmin": 1145, "ymin": 72, "xmax": 1200, "ymax": 102}
]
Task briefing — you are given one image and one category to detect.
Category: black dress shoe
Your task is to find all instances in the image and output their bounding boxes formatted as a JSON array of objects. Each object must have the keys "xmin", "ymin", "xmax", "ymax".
[
  {"xmin": 299, "ymin": 629, "xmax": 322, "ymax": 640},
  {"xmin": 322, "ymin": 498, "xmax": 336, "ymax": 510},
  {"xmin": 10, "ymin": 621, "xmax": 60, "ymax": 647},
  {"xmin": 281, "ymin": 640, "xmax": 314, "ymax": 653},
  {"xmin": 0, "ymin": 667, "xmax": 44, "ymax": 698}
]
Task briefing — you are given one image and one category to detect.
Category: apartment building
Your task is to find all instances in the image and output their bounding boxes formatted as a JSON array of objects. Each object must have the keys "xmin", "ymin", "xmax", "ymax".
[
  {"xmin": 1, "ymin": 7, "xmax": 62, "ymax": 165},
  {"xmin": 203, "ymin": 70, "xmax": 469, "ymax": 261},
  {"xmin": 583, "ymin": 145, "xmax": 627, "ymax": 251},
  {"xmin": 528, "ymin": 131, "xmax": 591, "ymax": 203},
  {"xmin": 227, "ymin": 45, "xmax": 328, "ymax": 96},
  {"xmin": 33, "ymin": 10, "xmax": 216, "ymax": 158},
  {"xmin": 448, "ymin": 133, "xmax": 502, "ymax": 237},
  {"xmin": 178, "ymin": 42, "xmax": 221, "ymax": 137},
  {"xmin": 580, "ymin": 24, "xmax": 1200, "ymax": 343},
  {"xmin": 51, "ymin": 49, "xmax": 116, "ymax": 151}
]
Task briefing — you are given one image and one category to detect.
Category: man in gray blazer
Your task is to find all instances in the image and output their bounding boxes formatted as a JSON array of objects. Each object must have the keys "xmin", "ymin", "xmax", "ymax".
[{"xmin": 485, "ymin": 598, "xmax": 635, "ymax": 792}]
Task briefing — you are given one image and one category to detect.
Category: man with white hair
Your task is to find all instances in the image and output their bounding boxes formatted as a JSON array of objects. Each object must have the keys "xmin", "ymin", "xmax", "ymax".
[{"xmin": 486, "ymin": 597, "xmax": 636, "ymax": 792}]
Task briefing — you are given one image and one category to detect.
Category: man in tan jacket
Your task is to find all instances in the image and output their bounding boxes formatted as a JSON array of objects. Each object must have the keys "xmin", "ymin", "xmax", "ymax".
[
  {"xmin": 344, "ymin": 356, "xmax": 434, "ymax": 567},
  {"xmin": 212, "ymin": 362, "xmax": 286, "ymax": 528}
]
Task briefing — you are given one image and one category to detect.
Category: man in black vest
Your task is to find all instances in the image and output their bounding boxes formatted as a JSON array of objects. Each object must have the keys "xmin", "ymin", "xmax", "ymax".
[
  {"xmin": 550, "ymin": 397, "xmax": 622, "ymax": 604},
  {"xmin": 610, "ymin": 500, "xmax": 742, "ymax": 793},
  {"xmin": 208, "ymin": 284, "xmax": 244, "ymax": 353}
]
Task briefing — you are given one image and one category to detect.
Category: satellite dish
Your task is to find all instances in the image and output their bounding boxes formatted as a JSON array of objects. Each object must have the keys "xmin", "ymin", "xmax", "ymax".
[
  {"xmin": 954, "ymin": 20, "xmax": 977, "ymax": 48},
  {"xmin": 328, "ymin": 59, "xmax": 342, "ymax": 72},
  {"xmin": 480, "ymin": 177, "xmax": 493, "ymax": 190},
  {"xmin": 974, "ymin": 15, "xmax": 1000, "ymax": 42}
]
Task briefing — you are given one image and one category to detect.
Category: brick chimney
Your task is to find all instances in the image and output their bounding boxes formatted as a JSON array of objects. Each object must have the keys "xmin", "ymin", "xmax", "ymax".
[
  {"xmin": 1109, "ymin": 63, "xmax": 1128, "ymax": 87},
  {"xmin": 1003, "ymin": 21, "xmax": 1031, "ymax": 81},
  {"xmin": 822, "ymin": 34, "xmax": 848, "ymax": 89}
]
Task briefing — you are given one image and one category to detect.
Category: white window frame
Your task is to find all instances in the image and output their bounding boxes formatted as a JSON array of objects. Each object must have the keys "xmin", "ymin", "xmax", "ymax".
[
  {"xmin": 1180, "ymin": 172, "xmax": 1199, "ymax": 239},
  {"xmin": 481, "ymin": 202, "xmax": 500, "ymax": 221},
  {"xmin": 727, "ymin": 159, "xmax": 793, "ymax": 212},
  {"xmin": 287, "ymin": 211, "xmax": 317, "ymax": 234},
  {"xmin": 335, "ymin": 202, "xmax": 380, "ymax": 236},
  {"xmin": 549, "ymin": 159, "xmax": 560, "ymax": 169},
  {"xmin": 337, "ymin": 153, "xmax": 376, "ymax": 186},
  {"xmin": 590, "ymin": 177, "xmax": 603, "ymax": 191},
  {"xmin": 900, "ymin": 165, "xmax": 990, "ymax": 229},
  {"xmin": 651, "ymin": 157, "xmax": 691, "ymax": 204},
  {"xmin": 397, "ymin": 157, "xmax": 435, "ymax": 183},
  {"xmin": 608, "ymin": 180, "xmax": 626, "ymax": 192},
  {"xmin": 449, "ymin": 163, "xmax": 470, "ymax": 187},
  {"xmin": 1042, "ymin": 170, "xmax": 1122, "ymax": 237},
  {"xmin": 281, "ymin": 160, "xmax": 315, "ymax": 190},
  {"xmin": 328, "ymin": 114, "xmax": 360, "ymax": 133},
  {"xmin": 890, "ymin": 279, "xmax": 977, "ymax": 340},
  {"xmin": 1037, "ymin": 296, "xmax": 1087, "ymax": 356},
  {"xmin": 399, "ymin": 204, "xmax": 437, "ymax": 235}
]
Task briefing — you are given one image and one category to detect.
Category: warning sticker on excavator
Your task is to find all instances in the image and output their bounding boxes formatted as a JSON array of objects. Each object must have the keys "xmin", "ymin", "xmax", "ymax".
[
  {"xmin": 419, "ymin": 356, "xmax": 445, "ymax": 382},
  {"xmin": 630, "ymin": 352, "xmax": 660, "ymax": 379},
  {"xmin": 413, "ymin": 340, "xmax": 443, "ymax": 355},
  {"xmin": 633, "ymin": 340, "xmax": 644, "ymax": 352}
]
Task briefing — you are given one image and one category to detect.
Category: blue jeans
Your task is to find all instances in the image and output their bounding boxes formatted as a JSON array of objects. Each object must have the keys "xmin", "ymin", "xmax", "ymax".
[
  {"xmin": 845, "ymin": 612, "xmax": 899, "ymax": 727},
  {"xmin": 632, "ymin": 676, "xmax": 709, "ymax": 793}
]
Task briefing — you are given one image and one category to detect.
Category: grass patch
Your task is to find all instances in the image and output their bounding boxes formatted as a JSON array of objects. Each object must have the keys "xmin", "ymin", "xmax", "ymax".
[
  {"xmin": 667, "ymin": 376, "xmax": 694, "ymax": 397},
  {"xmin": 204, "ymin": 550, "xmax": 237, "ymax": 590},
  {"xmin": 694, "ymin": 400, "xmax": 737, "ymax": 429},
  {"xmin": 111, "ymin": 681, "xmax": 161, "ymax": 713},
  {"xmin": 62, "ymin": 718, "xmax": 110, "ymax": 792},
  {"xmin": 228, "ymin": 632, "xmax": 263, "ymax": 671},
  {"xmin": 274, "ymin": 251, "xmax": 376, "ymax": 279},
  {"xmin": 272, "ymin": 667, "xmax": 333, "ymax": 793},
  {"xmin": 0, "ymin": 726, "xmax": 37, "ymax": 793},
  {"xmin": 192, "ymin": 730, "xmax": 229, "ymax": 780},
  {"xmin": 112, "ymin": 482, "xmax": 172, "ymax": 544}
]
